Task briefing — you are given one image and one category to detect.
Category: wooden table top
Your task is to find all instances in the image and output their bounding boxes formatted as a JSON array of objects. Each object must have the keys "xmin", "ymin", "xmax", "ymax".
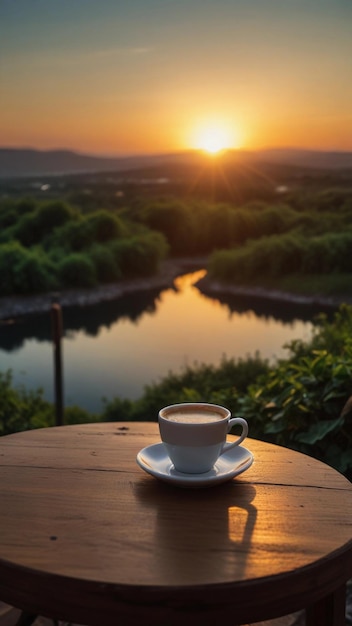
[{"xmin": 0, "ymin": 422, "xmax": 351, "ymax": 626}]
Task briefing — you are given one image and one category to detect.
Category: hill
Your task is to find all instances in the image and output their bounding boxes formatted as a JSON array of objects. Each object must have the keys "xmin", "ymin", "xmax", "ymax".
[
  {"xmin": 1, "ymin": 147, "xmax": 352, "ymax": 179},
  {"xmin": 0, "ymin": 148, "xmax": 170, "ymax": 178},
  {"xmin": 256, "ymin": 148, "xmax": 352, "ymax": 170}
]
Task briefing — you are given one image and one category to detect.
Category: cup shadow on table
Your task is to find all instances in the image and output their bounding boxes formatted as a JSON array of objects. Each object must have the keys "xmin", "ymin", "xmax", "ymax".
[{"xmin": 134, "ymin": 479, "xmax": 257, "ymax": 582}]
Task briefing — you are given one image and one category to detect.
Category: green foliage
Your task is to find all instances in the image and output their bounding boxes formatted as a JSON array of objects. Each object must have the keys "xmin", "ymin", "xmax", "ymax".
[
  {"xmin": 2, "ymin": 191, "xmax": 352, "ymax": 295},
  {"xmin": 13, "ymin": 201, "xmax": 78, "ymax": 246},
  {"xmin": 237, "ymin": 306, "xmax": 352, "ymax": 477},
  {"xmin": 0, "ymin": 371, "xmax": 54, "ymax": 435},
  {"xmin": 46, "ymin": 219, "xmax": 93, "ymax": 251},
  {"xmin": 309, "ymin": 304, "xmax": 352, "ymax": 354},
  {"xmin": 14, "ymin": 248, "xmax": 58, "ymax": 293},
  {"xmin": 208, "ymin": 229, "xmax": 352, "ymax": 283},
  {"xmin": 237, "ymin": 345, "xmax": 352, "ymax": 476},
  {"xmin": 134, "ymin": 196, "xmax": 352, "ymax": 257},
  {"xmin": 64, "ymin": 406, "xmax": 99, "ymax": 425},
  {"xmin": 0, "ymin": 198, "xmax": 37, "ymax": 233},
  {"xmin": 0, "ymin": 371, "xmax": 97, "ymax": 435},
  {"xmin": 138, "ymin": 200, "xmax": 196, "ymax": 255},
  {"xmin": 89, "ymin": 244, "xmax": 121, "ymax": 282},
  {"xmin": 86, "ymin": 210, "xmax": 126, "ymax": 242},
  {"xmin": 0, "ymin": 201, "xmax": 19, "ymax": 230},
  {"xmin": 16, "ymin": 197, "xmax": 38, "ymax": 215},
  {"xmin": 0, "ymin": 241, "xmax": 30, "ymax": 294},
  {"xmin": 310, "ymin": 188, "xmax": 352, "ymax": 213},
  {"xmin": 101, "ymin": 397, "xmax": 136, "ymax": 422},
  {"xmin": 0, "ymin": 241, "xmax": 57, "ymax": 294},
  {"xmin": 58, "ymin": 253, "xmax": 97, "ymax": 287},
  {"xmin": 109, "ymin": 231, "xmax": 169, "ymax": 277},
  {"xmin": 45, "ymin": 210, "xmax": 127, "ymax": 252},
  {"xmin": 136, "ymin": 199, "xmax": 306, "ymax": 255},
  {"xmin": 0, "ymin": 196, "xmax": 168, "ymax": 294}
]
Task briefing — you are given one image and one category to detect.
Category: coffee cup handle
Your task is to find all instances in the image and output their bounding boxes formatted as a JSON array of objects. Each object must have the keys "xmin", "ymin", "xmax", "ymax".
[{"xmin": 221, "ymin": 417, "xmax": 248, "ymax": 454}]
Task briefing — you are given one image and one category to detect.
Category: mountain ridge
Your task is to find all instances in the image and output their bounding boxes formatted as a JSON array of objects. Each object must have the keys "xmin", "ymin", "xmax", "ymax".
[{"xmin": 1, "ymin": 147, "xmax": 352, "ymax": 178}]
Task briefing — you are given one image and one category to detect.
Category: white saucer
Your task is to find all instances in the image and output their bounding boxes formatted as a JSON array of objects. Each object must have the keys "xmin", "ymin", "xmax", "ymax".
[{"xmin": 136, "ymin": 442, "xmax": 253, "ymax": 488}]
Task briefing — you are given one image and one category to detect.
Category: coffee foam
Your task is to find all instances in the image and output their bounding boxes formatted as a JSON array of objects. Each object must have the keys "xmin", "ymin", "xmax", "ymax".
[{"xmin": 164, "ymin": 411, "xmax": 224, "ymax": 424}]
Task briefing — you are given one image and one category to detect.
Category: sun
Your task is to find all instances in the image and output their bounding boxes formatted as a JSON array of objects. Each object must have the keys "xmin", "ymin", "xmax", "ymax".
[
  {"xmin": 197, "ymin": 127, "xmax": 230, "ymax": 154},
  {"xmin": 191, "ymin": 121, "xmax": 241, "ymax": 154}
]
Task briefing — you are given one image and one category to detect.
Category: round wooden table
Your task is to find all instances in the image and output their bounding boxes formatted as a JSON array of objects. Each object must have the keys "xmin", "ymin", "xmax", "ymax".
[{"xmin": 0, "ymin": 422, "xmax": 351, "ymax": 626}]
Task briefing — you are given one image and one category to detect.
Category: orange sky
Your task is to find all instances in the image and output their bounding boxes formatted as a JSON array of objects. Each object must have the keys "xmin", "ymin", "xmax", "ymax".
[{"xmin": 1, "ymin": 0, "xmax": 352, "ymax": 155}]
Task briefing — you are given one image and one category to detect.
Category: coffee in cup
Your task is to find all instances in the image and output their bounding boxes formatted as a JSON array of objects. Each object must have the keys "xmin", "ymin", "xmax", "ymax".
[{"xmin": 158, "ymin": 402, "xmax": 248, "ymax": 474}]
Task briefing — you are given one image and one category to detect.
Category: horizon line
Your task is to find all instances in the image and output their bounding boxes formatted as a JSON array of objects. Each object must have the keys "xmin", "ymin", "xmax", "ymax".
[{"xmin": 1, "ymin": 145, "xmax": 352, "ymax": 158}]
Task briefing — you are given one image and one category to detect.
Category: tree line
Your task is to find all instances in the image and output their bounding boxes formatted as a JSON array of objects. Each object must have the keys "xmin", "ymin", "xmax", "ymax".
[
  {"xmin": 0, "ymin": 186, "xmax": 352, "ymax": 295},
  {"xmin": 0, "ymin": 198, "xmax": 167, "ymax": 294}
]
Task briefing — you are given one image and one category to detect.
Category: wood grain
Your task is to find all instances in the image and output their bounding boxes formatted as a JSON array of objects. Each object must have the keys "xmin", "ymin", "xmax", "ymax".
[{"xmin": 0, "ymin": 423, "xmax": 351, "ymax": 626}]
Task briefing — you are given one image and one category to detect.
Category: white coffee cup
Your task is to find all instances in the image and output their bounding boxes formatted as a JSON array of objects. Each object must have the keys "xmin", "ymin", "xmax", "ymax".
[{"xmin": 158, "ymin": 402, "xmax": 248, "ymax": 474}]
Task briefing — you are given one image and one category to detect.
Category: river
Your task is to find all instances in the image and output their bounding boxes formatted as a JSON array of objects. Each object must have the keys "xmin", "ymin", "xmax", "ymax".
[{"xmin": 0, "ymin": 270, "xmax": 328, "ymax": 413}]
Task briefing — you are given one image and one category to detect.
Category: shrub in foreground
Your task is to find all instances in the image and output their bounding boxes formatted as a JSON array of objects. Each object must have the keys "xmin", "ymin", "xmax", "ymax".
[{"xmin": 0, "ymin": 371, "xmax": 54, "ymax": 435}]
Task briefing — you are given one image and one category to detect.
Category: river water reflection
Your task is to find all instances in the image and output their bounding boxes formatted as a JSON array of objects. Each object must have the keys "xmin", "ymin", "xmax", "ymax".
[{"xmin": 0, "ymin": 270, "xmax": 327, "ymax": 413}]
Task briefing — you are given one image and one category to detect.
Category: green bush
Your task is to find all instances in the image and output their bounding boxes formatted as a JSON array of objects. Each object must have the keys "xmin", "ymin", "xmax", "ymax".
[
  {"xmin": 136, "ymin": 200, "xmax": 312, "ymax": 254},
  {"xmin": 0, "ymin": 241, "xmax": 29, "ymax": 294},
  {"xmin": 16, "ymin": 198, "xmax": 38, "ymax": 215},
  {"xmin": 0, "ymin": 241, "xmax": 57, "ymax": 294},
  {"xmin": 85, "ymin": 210, "xmax": 126, "ymax": 242},
  {"xmin": 109, "ymin": 231, "xmax": 169, "ymax": 277},
  {"xmin": 45, "ymin": 219, "xmax": 93, "ymax": 251},
  {"xmin": 0, "ymin": 201, "xmax": 18, "ymax": 230},
  {"xmin": 304, "ymin": 304, "xmax": 352, "ymax": 355},
  {"xmin": 208, "ymin": 230, "xmax": 352, "ymax": 283},
  {"xmin": 311, "ymin": 188, "xmax": 352, "ymax": 213},
  {"xmin": 64, "ymin": 406, "xmax": 99, "ymax": 425},
  {"xmin": 238, "ymin": 345, "xmax": 352, "ymax": 477},
  {"xmin": 14, "ymin": 201, "xmax": 77, "ymax": 246},
  {"xmin": 58, "ymin": 253, "xmax": 97, "ymax": 287},
  {"xmin": 0, "ymin": 371, "xmax": 97, "ymax": 435},
  {"xmin": 36, "ymin": 201, "xmax": 77, "ymax": 229},
  {"xmin": 0, "ymin": 198, "xmax": 38, "ymax": 234},
  {"xmin": 0, "ymin": 200, "xmax": 169, "ymax": 293},
  {"xmin": 14, "ymin": 249, "xmax": 58, "ymax": 293},
  {"xmin": 45, "ymin": 210, "xmax": 126, "ymax": 252},
  {"xmin": 0, "ymin": 371, "xmax": 54, "ymax": 435},
  {"xmin": 89, "ymin": 245, "xmax": 121, "ymax": 282},
  {"xmin": 138, "ymin": 200, "xmax": 196, "ymax": 255},
  {"xmin": 192, "ymin": 203, "xmax": 234, "ymax": 252}
]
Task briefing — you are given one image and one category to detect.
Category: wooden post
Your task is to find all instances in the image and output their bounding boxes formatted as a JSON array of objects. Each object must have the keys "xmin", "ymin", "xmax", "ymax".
[{"xmin": 51, "ymin": 302, "xmax": 64, "ymax": 426}]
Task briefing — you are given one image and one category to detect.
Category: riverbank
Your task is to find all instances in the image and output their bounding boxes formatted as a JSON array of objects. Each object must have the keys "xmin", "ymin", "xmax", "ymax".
[
  {"xmin": 0, "ymin": 258, "xmax": 206, "ymax": 322},
  {"xmin": 195, "ymin": 274, "xmax": 352, "ymax": 309},
  {"xmin": 1, "ymin": 256, "xmax": 350, "ymax": 322}
]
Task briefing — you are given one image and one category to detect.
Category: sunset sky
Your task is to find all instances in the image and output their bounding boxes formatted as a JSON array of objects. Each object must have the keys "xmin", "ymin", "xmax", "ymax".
[{"xmin": 1, "ymin": 0, "xmax": 351, "ymax": 155}]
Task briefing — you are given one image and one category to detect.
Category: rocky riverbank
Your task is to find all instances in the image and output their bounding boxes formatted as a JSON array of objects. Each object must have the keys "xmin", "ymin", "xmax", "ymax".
[
  {"xmin": 1, "ymin": 256, "xmax": 350, "ymax": 322},
  {"xmin": 195, "ymin": 274, "xmax": 352, "ymax": 309},
  {"xmin": 0, "ymin": 258, "xmax": 206, "ymax": 322}
]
